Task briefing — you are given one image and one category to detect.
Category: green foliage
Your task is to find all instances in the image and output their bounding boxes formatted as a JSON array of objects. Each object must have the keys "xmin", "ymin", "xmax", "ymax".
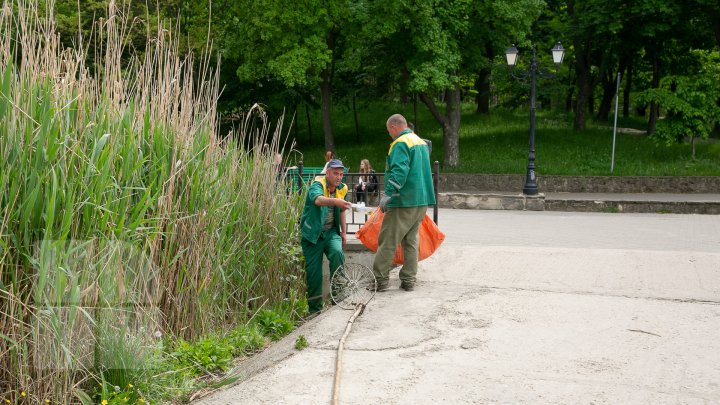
[
  {"xmin": 255, "ymin": 309, "xmax": 295, "ymax": 341},
  {"xmin": 171, "ymin": 336, "xmax": 234, "ymax": 375},
  {"xmin": 228, "ymin": 0, "xmax": 348, "ymax": 88},
  {"xmin": 636, "ymin": 50, "xmax": 720, "ymax": 146},
  {"xmin": 294, "ymin": 335, "xmax": 309, "ymax": 351},
  {"xmin": 226, "ymin": 324, "xmax": 267, "ymax": 356},
  {"xmin": 355, "ymin": 0, "xmax": 544, "ymax": 94}
]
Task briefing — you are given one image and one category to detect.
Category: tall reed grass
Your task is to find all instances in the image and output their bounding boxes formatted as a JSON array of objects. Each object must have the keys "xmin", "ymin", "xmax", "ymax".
[{"xmin": 0, "ymin": 1, "xmax": 304, "ymax": 402}]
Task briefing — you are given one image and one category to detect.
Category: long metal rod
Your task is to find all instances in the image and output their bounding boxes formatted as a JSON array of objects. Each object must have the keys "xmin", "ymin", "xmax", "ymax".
[
  {"xmin": 332, "ymin": 303, "xmax": 365, "ymax": 405},
  {"xmin": 611, "ymin": 72, "xmax": 622, "ymax": 173}
]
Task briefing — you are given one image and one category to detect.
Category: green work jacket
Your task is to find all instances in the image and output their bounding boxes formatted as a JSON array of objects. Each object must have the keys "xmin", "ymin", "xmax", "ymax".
[
  {"xmin": 300, "ymin": 176, "xmax": 348, "ymax": 244},
  {"xmin": 384, "ymin": 130, "xmax": 436, "ymax": 208}
]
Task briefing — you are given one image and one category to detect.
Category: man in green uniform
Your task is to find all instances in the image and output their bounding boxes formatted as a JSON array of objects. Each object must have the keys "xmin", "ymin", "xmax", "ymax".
[
  {"xmin": 300, "ymin": 159, "xmax": 352, "ymax": 314},
  {"xmin": 374, "ymin": 114, "xmax": 436, "ymax": 292}
]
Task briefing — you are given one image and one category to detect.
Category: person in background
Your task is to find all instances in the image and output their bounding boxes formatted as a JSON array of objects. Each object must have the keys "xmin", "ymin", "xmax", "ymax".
[
  {"xmin": 320, "ymin": 150, "xmax": 333, "ymax": 174},
  {"xmin": 299, "ymin": 159, "xmax": 352, "ymax": 316},
  {"xmin": 373, "ymin": 114, "xmax": 435, "ymax": 292},
  {"xmin": 355, "ymin": 159, "xmax": 378, "ymax": 203},
  {"xmin": 273, "ymin": 153, "xmax": 284, "ymax": 177},
  {"xmin": 408, "ymin": 122, "xmax": 432, "ymax": 155}
]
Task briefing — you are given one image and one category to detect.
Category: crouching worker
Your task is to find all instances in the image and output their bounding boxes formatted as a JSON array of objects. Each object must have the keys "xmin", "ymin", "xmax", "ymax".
[{"xmin": 300, "ymin": 159, "xmax": 352, "ymax": 315}]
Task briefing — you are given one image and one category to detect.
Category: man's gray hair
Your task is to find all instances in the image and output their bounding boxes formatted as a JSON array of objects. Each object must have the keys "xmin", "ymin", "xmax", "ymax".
[{"xmin": 386, "ymin": 114, "xmax": 407, "ymax": 128}]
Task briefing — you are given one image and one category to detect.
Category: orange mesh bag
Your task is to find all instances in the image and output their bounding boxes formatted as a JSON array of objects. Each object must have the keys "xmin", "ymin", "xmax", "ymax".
[{"xmin": 356, "ymin": 210, "xmax": 445, "ymax": 265}]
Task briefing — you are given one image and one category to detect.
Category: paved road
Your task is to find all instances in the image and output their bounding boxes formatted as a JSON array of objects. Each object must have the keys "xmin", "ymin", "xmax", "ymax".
[{"xmin": 197, "ymin": 210, "xmax": 720, "ymax": 405}]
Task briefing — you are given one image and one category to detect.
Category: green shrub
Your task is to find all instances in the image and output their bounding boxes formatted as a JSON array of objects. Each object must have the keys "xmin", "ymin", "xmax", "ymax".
[
  {"xmin": 227, "ymin": 324, "xmax": 267, "ymax": 356},
  {"xmin": 255, "ymin": 309, "xmax": 295, "ymax": 341},
  {"xmin": 170, "ymin": 336, "xmax": 234, "ymax": 376}
]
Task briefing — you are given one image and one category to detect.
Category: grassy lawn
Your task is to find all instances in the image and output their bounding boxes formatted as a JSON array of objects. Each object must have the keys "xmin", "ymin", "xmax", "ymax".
[{"xmin": 289, "ymin": 102, "xmax": 720, "ymax": 176}]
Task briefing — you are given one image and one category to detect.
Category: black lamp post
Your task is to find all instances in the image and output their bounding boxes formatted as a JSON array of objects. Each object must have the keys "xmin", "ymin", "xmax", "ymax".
[{"xmin": 506, "ymin": 42, "xmax": 565, "ymax": 195}]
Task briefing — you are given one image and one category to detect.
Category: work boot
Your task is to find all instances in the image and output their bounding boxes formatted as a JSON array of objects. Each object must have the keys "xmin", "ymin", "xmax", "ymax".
[
  {"xmin": 375, "ymin": 280, "xmax": 389, "ymax": 292},
  {"xmin": 400, "ymin": 281, "xmax": 415, "ymax": 291}
]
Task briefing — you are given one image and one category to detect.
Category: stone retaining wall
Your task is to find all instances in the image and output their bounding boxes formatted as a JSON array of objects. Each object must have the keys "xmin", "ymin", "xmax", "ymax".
[{"xmin": 438, "ymin": 174, "xmax": 720, "ymax": 193}]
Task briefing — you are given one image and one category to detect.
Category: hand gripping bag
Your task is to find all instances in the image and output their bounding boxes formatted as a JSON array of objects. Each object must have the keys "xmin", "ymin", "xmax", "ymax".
[{"xmin": 356, "ymin": 210, "xmax": 445, "ymax": 265}]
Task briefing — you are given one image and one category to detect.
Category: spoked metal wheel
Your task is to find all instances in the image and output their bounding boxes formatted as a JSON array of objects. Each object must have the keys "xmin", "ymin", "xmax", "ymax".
[{"xmin": 330, "ymin": 262, "xmax": 377, "ymax": 309}]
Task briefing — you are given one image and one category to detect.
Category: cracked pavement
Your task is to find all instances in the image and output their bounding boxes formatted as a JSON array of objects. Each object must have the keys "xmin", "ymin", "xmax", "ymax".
[{"xmin": 195, "ymin": 210, "xmax": 720, "ymax": 404}]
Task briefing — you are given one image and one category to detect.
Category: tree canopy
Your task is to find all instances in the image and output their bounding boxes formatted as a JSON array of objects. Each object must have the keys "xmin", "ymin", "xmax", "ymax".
[{"xmin": 45, "ymin": 0, "xmax": 720, "ymax": 163}]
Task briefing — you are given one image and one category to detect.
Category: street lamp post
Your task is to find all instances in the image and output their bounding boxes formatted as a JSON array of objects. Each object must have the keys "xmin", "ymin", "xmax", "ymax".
[{"xmin": 505, "ymin": 42, "xmax": 565, "ymax": 196}]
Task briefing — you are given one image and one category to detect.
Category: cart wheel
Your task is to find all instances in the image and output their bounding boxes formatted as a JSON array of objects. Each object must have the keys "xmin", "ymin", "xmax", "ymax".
[{"xmin": 330, "ymin": 262, "xmax": 376, "ymax": 309}]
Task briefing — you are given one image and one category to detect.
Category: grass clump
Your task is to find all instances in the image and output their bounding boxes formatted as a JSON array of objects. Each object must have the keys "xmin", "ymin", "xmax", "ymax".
[
  {"xmin": 295, "ymin": 335, "xmax": 309, "ymax": 351},
  {"xmin": 171, "ymin": 336, "xmax": 235, "ymax": 376},
  {"xmin": 255, "ymin": 309, "xmax": 296, "ymax": 341}
]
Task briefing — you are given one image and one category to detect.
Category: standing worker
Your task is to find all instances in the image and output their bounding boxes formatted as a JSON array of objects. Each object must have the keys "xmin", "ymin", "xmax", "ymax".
[
  {"xmin": 374, "ymin": 114, "xmax": 436, "ymax": 292},
  {"xmin": 300, "ymin": 159, "xmax": 352, "ymax": 315}
]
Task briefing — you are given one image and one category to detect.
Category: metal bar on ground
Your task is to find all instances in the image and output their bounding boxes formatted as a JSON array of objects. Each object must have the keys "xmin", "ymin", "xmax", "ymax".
[{"xmin": 611, "ymin": 72, "xmax": 621, "ymax": 173}]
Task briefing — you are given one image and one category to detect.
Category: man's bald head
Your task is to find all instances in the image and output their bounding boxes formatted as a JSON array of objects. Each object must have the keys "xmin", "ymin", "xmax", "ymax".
[{"xmin": 386, "ymin": 114, "xmax": 409, "ymax": 139}]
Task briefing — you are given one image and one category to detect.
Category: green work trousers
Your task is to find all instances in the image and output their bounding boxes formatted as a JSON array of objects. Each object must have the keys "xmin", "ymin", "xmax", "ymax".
[
  {"xmin": 301, "ymin": 230, "xmax": 345, "ymax": 313},
  {"xmin": 373, "ymin": 206, "xmax": 427, "ymax": 284}
]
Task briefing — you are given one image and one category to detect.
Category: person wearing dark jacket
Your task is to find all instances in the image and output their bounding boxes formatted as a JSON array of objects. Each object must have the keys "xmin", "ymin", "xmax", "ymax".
[{"xmin": 355, "ymin": 159, "xmax": 378, "ymax": 203}]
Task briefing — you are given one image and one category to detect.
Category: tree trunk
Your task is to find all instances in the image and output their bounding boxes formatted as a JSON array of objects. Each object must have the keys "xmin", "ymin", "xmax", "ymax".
[
  {"xmin": 565, "ymin": 80, "xmax": 574, "ymax": 113},
  {"xmin": 708, "ymin": 7, "xmax": 720, "ymax": 47},
  {"xmin": 413, "ymin": 95, "xmax": 419, "ymax": 135},
  {"xmin": 352, "ymin": 92, "xmax": 360, "ymax": 140},
  {"xmin": 320, "ymin": 69, "xmax": 335, "ymax": 152},
  {"xmin": 417, "ymin": 87, "xmax": 460, "ymax": 168},
  {"xmin": 474, "ymin": 67, "xmax": 491, "ymax": 114},
  {"xmin": 293, "ymin": 105, "xmax": 298, "ymax": 140},
  {"xmin": 647, "ymin": 53, "xmax": 661, "ymax": 135},
  {"xmin": 305, "ymin": 103, "xmax": 312, "ymax": 140},
  {"xmin": 569, "ymin": 0, "xmax": 590, "ymax": 131},
  {"xmin": 623, "ymin": 64, "xmax": 632, "ymax": 118},
  {"xmin": 596, "ymin": 69, "xmax": 618, "ymax": 122},
  {"xmin": 444, "ymin": 87, "xmax": 461, "ymax": 168},
  {"xmin": 573, "ymin": 46, "xmax": 591, "ymax": 131}
]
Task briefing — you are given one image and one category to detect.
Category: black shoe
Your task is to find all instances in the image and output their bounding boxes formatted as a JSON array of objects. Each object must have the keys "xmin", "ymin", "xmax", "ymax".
[
  {"xmin": 400, "ymin": 281, "xmax": 414, "ymax": 291},
  {"xmin": 375, "ymin": 280, "xmax": 389, "ymax": 292}
]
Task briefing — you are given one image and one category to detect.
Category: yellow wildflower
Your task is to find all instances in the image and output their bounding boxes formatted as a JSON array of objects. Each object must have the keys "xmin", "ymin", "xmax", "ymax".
[
  {"xmin": 138, "ymin": 399, "xmax": 145, "ymax": 404},
  {"xmin": 45, "ymin": 400, "xmax": 51, "ymax": 404},
  {"xmin": 102, "ymin": 400, "xmax": 108, "ymax": 405},
  {"xmin": 127, "ymin": 384, "xmax": 133, "ymax": 388},
  {"xmin": 20, "ymin": 392, "xmax": 26, "ymax": 397}
]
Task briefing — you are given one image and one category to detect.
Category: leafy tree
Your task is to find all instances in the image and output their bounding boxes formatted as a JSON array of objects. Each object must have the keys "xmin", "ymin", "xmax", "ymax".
[
  {"xmin": 470, "ymin": 0, "xmax": 547, "ymax": 115},
  {"xmin": 224, "ymin": 0, "xmax": 352, "ymax": 154},
  {"xmin": 356, "ymin": 0, "xmax": 542, "ymax": 168},
  {"xmin": 636, "ymin": 50, "xmax": 720, "ymax": 158}
]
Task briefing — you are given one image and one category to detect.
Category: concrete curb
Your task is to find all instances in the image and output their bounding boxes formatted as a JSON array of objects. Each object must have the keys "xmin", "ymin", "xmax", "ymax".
[
  {"xmin": 438, "ymin": 192, "xmax": 720, "ymax": 214},
  {"xmin": 438, "ymin": 174, "xmax": 720, "ymax": 193}
]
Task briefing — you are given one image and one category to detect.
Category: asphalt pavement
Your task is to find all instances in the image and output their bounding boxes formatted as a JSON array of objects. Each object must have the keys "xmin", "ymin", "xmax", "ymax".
[{"xmin": 196, "ymin": 209, "xmax": 720, "ymax": 405}]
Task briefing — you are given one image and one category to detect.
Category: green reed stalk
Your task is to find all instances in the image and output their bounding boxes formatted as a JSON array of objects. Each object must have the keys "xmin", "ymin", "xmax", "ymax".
[{"xmin": 0, "ymin": 1, "xmax": 304, "ymax": 403}]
